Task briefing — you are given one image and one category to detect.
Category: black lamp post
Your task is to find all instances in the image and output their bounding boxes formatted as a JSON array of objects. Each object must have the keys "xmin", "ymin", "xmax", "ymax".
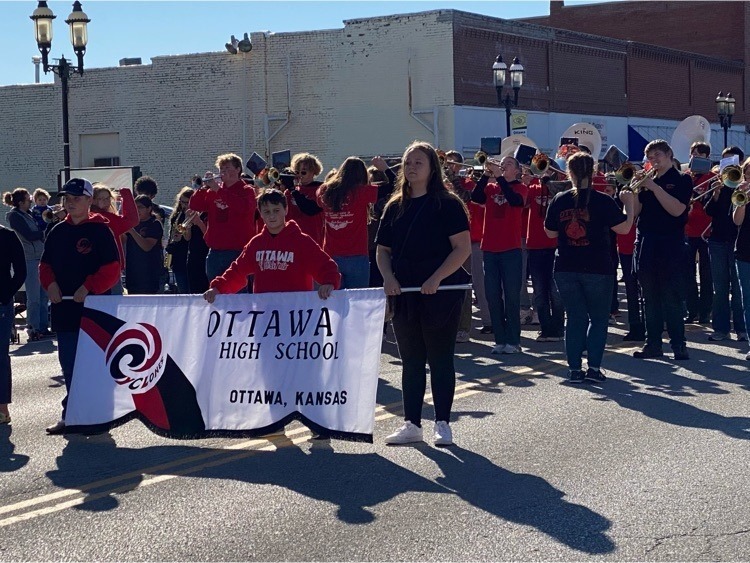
[
  {"xmin": 716, "ymin": 91, "xmax": 735, "ymax": 150},
  {"xmin": 493, "ymin": 55, "xmax": 524, "ymax": 137},
  {"xmin": 30, "ymin": 1, "xmax": 91, "ymax": 186}
]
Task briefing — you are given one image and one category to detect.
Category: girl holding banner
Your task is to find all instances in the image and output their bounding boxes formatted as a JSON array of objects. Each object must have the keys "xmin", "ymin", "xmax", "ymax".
[{"xmin": 376, "ymin": 141, "xmax": 471, "ymax": 446}]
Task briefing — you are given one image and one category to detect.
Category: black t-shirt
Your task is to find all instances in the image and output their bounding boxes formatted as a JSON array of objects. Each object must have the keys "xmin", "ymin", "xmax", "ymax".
[
  {"xmin": 0, "ymin": 226, "xmax": 25, "ymax": 305},
  {"xmin": 636, "ymin": 167, "xmax": 692, "ymax": 236},
  {"xmin": 545, "ymin": 188, "xmax": 625, "ymax": 275},
  {"xmin": 376, "ymin": 193, "xmax": 469, "ymax": 287},
  {"xmin": 735, "ymin": 210, "xmax": 750, "ymax": 262},
  {"xmin": 704, "ymin": 184, "xmax": 738, "ymax": 243},
  {"xmin": 41, "ymin": 219, "xmax": 119, "ymax": 331},
  {"xmin": 126, "ymin": 217, "xmax": 164, "ymax": 290}
]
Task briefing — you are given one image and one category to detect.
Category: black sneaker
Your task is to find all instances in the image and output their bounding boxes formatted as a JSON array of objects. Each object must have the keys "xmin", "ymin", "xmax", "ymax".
[
  {"xmin": 567, "ymin": 369, "xmax": 586, "ymax": 384},
  {"xmin": 633, "ymin": 345, "xmax": 664, "ymax": 359},
  {"xmin": 672, "ymin": 346, "xmax": 690, "ymax": 360},
  {"xmin": 586, "ymin": 368, "xmax": 607, "ymax": 382},
  {"xmin": 479, "ymin": 325, "xmax": 494, "ymax": 334},
  {"xmin": 622, "ymin": 331, "xmax": 646, "ymax": 342}
]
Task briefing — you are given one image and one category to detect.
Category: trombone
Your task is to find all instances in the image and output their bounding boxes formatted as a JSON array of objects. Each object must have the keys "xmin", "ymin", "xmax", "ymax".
[
  {"xmin": 620, "ymin": 167, "xmax": 657, "ymax": 193},
  {"xmin": 690, "ymin": 165, "xmax": 744, "ymax": 203},
  {"xmin": 731, "ymin": 187, "xmax": 749, "ymax": 207}
]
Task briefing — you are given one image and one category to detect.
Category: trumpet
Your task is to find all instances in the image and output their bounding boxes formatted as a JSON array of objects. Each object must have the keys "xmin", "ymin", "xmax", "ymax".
[
  {"xmin": 202, "ymin": 172, "xmax": 221, "ymax": 183},
  {"xmin": 731, "ymin": 187, "xmax": 749, "ymax": 207},
  {"xmin": 621, "ymin": 167, "xmax": 657, "ymax": 193},
  {"xmin": 255, "ymin": 167, "xmax": 280, "ymax": 187},
  {"xmin": 174, "ymin": 213, "xmax": 195, "ymax": 234},
  {"xmin": 474, "ymin": 151, "xmax": 503, "ymax": 167}
]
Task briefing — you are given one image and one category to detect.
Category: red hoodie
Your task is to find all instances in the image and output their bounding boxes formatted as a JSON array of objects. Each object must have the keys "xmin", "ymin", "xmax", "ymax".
[
  {"xmin": 210, "ymin": 220, "xmax": 341, "ymax": 294},
  {"xmin": 189, "ymin": 180, "xmax": 257, "ymax": 250},
  {"xmin": 94, "ymin": 187, "xmax": 138, "ymax": 268}
]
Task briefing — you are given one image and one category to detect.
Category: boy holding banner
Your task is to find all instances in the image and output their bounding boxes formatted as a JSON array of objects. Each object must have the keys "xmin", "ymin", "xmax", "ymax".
[{"xmin": 203, "ymin": 188, "xmax": 340, "ymax": 301}]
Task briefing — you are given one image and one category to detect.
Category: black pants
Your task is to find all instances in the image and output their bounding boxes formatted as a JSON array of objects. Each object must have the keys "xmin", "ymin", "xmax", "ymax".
[
  {"xmin": 392, "ymin": 291, "xmax": 463, "ymax": 426},
  {"xmin": 619, "ymin": 253, "xmax": 644, "ymax": 333},
  {"xmin": 685, "ymin": 236, "xmax": 713, "ymax": 321}
]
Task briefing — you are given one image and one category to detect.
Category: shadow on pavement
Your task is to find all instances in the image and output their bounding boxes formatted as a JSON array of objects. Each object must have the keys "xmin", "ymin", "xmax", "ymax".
[{"xmin": 0, "ymin": 426, "xmax": 30, "ymax": 473}]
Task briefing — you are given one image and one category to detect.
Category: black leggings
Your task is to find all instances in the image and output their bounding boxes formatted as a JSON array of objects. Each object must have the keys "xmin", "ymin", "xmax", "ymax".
[{"xmin": 392, "ymin": 292, "xmax": 463, "ymax": 426}]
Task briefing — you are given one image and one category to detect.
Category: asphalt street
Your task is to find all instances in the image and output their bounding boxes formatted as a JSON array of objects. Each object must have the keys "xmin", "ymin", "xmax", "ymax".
[{"xmin": 1, "ymin": 308, "xmax": 749, "ymax": 561}]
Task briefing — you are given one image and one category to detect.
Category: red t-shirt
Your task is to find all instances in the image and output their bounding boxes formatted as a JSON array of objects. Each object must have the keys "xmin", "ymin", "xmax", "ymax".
[
  {"xmin": 317, "ymin": 184, "xmax": 378, "ymax": 257},
  {"xmin": 526, "ymin": 180, "xmax": 557, "ymax": 250},
  {"xmin": 592, "ymin": 172, "xmax": 610, "ymax": 193},
  {"xmin": 685, "ymin": 173, "xmax": 714, "ymax": 238},
  {"xmin": 286, "ymin": 181, "xmax": 325, "ymax": 246},
  {"xmin": 209, "ymin": 220, "xmax": 341, "ymax": 294},
  {"xmin": 616, "ymin": 222, "xmax": 636, "ymax": 255},
  {"xmin": 189, "ymin": 180, "xmax": 257, "ymax": 251},
  {"xmin": 94, "ymin": 188, "xmax": 138, "ymax": 268},
  {"xmin": 480, "ymin": 180, "xmax": 528, "ymax": 253}
]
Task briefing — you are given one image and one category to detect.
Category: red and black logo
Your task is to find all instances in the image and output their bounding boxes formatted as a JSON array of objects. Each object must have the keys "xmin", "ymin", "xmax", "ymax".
[{"xmin": 75, "ymin": 238, "xmax": 93, "ymax": 255}]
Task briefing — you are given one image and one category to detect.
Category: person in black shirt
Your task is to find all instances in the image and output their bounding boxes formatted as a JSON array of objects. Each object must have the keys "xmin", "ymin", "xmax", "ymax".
[
  {"xmin": 166, "ymin": 187, "xmax": 194, "ymax": 293},
  {"xmin": 544, "ymin": 153, "xmax": 634, "ymax": 383},
  {"xmin": 0, "ymin": 226, "xmax": 26, "ymax": 424},
  {"xmin": 376, "ymin": 141, "xmax": 471, "ymax": 446},
  {"xmin": 40, "ymin": 178, "xmax": 120, "ymax": 434},
  {"xmin": 125, "ymin": 196, "xmax": 164, "ymax": 295},
  {"xmin": 631, "ymin": 140, "xmax": 694, "ymax": 360},
  {"xmin": 732, "ymin": 159, "xmax": 750, "ymax": 360},
  {"xmin": 704, "ymin": 146, "xmax": 747, "ymax": 342}
]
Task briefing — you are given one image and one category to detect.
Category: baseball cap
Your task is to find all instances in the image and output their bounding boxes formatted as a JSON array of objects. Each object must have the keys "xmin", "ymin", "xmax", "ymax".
[{"xmin": 59, "ymin": 177, "xmax": 94, "ymax": 197}]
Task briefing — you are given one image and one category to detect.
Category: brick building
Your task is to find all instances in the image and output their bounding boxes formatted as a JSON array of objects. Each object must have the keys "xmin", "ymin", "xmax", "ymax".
[{"xmin": 0, "ymin": 6, "xmax": 746, "ymax": 209}]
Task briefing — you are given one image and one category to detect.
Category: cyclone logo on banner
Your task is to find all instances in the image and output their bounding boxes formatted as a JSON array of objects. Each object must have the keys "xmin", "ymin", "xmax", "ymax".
[{"xmin": 104, "ymin": 323, "xmax": 166, "ymax": 394}]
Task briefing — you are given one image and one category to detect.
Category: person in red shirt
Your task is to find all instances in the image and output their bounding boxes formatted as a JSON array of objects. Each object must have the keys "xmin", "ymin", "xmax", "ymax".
[
  {"xmin": 526, "ymin": 171, "xmax": 564, "ymax": 342},
  {"xmin": 317, "ymin": 157, "xmax": 378, "ymax": 289},
  {"xmin": 615, "ymin": 188, "xmax": 645, "ymax": 341},
  {"xmin": 190, "ymin": 153, "xmax": 258, "ymax": 291},
  {"xmin": 204, "ymin": 188, "xmax": 340, "ymax": 299},
  {"xmin": 91, "ymin": 185, "xmax": 138, "ymax": 295},
  {"xmin": 684, "ymin": 141, "xmax": 714, "ymax": 324},
  {"xmin": 286, "ymin": 153, "xmax": 325, "ymax": 247},
  {"xmin": 471, "ymin": 156, "xmax": 529, "ymax": 354}
]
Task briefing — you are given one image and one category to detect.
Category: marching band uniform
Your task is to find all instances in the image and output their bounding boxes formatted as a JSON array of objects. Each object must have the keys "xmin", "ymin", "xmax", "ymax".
[{"xmin": 684, "ymin": 171, "xmax": 715, "ymax": 324}]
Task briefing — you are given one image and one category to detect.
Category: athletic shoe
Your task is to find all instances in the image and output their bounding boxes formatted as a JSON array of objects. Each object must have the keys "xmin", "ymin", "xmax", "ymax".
[
  {"xmin": 503, "ymin": 344, "xmax": 521, "ymax": 354},
  {"xmin": 633, "ymin": 345, "xmax": 664, "ymax": 359},
  {"xmin": 585, "ymin": 368, "xmax": 607, "ymax": 383},
  {"xmin": 672, "ymin": 346, "xmax": 690, "ymax": 361},
  {"xmin": 708, "ymin": 332, "xmax": 729, "ymax": 341},
  {"xmin": 546, "ymin": 334, "xmax": 564, "ymax": 342},
  {"xmin": 536, "ymin": 332, "xmax": 551, "ymax": 342},
  {"xmin": 737, "ymin": 332, "xmax": 748, "ymax": 342},
  {"xmin": 455, "ymin": 330, "xmax": 470, "ymax": 343},
  {"xmin": 622, "ymin": 331, "xmax": 646, "ymax": 342},
  {"xmin": 568, "ymin": 370, "xmax": 586, "ymax": 384},
  {"xmin": 491, "ymin": 344, "xmax": 506, "ymax": 355},
  {"xmin": 434, "ymin": 421, "xmax": 453, "ymax": 446},
  {"xmin": 45, "ymin": 420, "xmax": 66, "ymax": 435},
  {"xmin": 479, "ymin": 325, "xmax": 494, "ymax": 334},
  {"xmin": 385, "ymin": 422, "xmax": 423, "ymax": 445}
]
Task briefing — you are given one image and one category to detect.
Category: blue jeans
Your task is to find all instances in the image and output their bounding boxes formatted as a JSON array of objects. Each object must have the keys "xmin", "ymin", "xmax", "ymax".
[
  {"xmin": 528, "ymin": 249, "xmax": 564, "ymax": 337},
  {"xmin": 554, "ymin": 272, "xmax": 613, "ymax": 371},
  {"xmin": 708, "ymin": 241, "xmax": 745, "ymax": 335},
  {"xmin": 0, "ymin": 301, "xmax": 13, "ymax": 404},
  {"xmin": 735, "ymin": 260, "xmax": 750, "ymax": 340},
  {"xmin": 206, "ymin": 249, "xmax": 245, "ymax": 292},
  {"xmin": 57, "ymin": 330, "xmax": 80, "ymax": 419},
  {"xmin": 24, "ymin": 259, "xmax": 49, "ymax": 332},
  {"xmin": 334, "ymin": 255, "xmax": 370, "ymax": 289},
  {"xmin": 483, "ymin": 249, "xmax": 523, "ymax": 346}
]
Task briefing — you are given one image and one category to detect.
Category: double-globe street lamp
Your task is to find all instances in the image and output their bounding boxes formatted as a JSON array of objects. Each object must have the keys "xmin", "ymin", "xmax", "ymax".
[
  {"xmin": 715, "ymin": 91, "xmax": 736, "ymax": 151},
  {"xmin": 30, "ymin": 1, "xmax": 91, "ymax": 185},
  {"xmin": 492, "ymin": 55, "xmax": 524, "ymax": 138}
]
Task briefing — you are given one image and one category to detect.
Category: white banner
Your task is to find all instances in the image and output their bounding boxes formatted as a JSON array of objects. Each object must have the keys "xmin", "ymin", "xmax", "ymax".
[{"xmin": 65, "ymin": 289, "xmax": 386, "ymax": 442}]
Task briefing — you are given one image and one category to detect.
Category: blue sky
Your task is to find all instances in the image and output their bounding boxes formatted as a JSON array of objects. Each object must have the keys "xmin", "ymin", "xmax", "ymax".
[{"xmin": 5, "ymin": 0, "xmax": 605, "ymax": 86}]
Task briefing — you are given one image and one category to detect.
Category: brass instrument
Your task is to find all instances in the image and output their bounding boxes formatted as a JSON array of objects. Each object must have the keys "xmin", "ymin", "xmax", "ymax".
[
  {"xmin": 202, "ymin": 171, "xmax": 221, "ymax": 183},
  {"xmin": 614, "ymin": 162, "xmax": 637, "ymax": 186},
  {"xmin": 690, "ymin": 165, "xmax": 744, "ymax": 202},
  {"xmin": 437, "ymin": 150, "xmax": 447, "ymax": 167},
  {"xmin": 175, "ymin": 212, "xmax": 195, "ymax": 234},
  {"xmin": 256, "ymin": 167, "xmax": 280, "ymax": 187},
  {"xmin": 731, "ymin": 187, "xmax": 749, "ymax": 207},
  {"xmin": 474, "ymin": 151, "xmax": 504, "ymax": 167},
  {"xmin": 621, "ymin": 168, "xmax": 657, "ymax": 194},
  {"xmin": 528, "ymin": 153, "xmax": 566, "ymax": 177}
]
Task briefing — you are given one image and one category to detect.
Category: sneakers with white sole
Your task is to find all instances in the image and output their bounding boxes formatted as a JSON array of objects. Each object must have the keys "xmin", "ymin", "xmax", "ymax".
[
  {"xmin": 491, "ymin": 344, "xmax": 506, "ymax": 355},
  {"xmin": 434, "ymin": 421, "xmax": 453, "ymax": 446},
  {"xmin": 503, "ymin": 344, "xmax": 521, "ymax": 354},
  {"xmin": 384, "ymin": 421, "xmax": 423, "ymax": 445}
]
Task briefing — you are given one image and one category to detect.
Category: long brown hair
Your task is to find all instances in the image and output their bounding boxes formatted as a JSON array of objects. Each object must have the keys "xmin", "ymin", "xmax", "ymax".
[
  {"xmin": 383, "ymin": 141, "xmax": 467, "ymax": 220},
  {"xmin": 319, "ymin": 157, "xmax": 369, "ymax": 212},
  {"xmin": 567, "ymin": 152, "xmax": 594, "ymax": 210},
  {"xmin": 2, "ymin": 188, "xmax": 30, "ymax": 209}
]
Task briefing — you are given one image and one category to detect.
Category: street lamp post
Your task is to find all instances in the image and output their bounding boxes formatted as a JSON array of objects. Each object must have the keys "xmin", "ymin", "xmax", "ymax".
[
  {"xmin": 30, "ymin": 1, "xmax": 91, "ymax": 186},
  {"xmin": 716, "ymin": 91, "xmax": 735, "ymax": 150},
  {"xmin": 492, "ymin": 55, "xmax": 524, "ymax": 137}
]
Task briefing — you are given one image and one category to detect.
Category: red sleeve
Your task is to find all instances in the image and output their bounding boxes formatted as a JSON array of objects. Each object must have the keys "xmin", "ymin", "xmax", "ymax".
[
  {"xmin": 209, "ymin": 241, "xmax": 259, "ymax": 294},
  {"xmin": 306, "ymin": 239, "xmax": 342, "ymax": 289},
  {"xmin": 189, "ymin": 188, "xmax": 212, "ymax": 212},
  {"xmin": 364, "ymin": 184, "xmax": 378, "ymax": 205},
  {"xmin": 83, "ymin": 261, "xmax": 121, "ymax": 294},
  {"xmin": 39, "ymin": 261, "xmax": 56, "ymax": 290},
  {"xmin": 120, "ymin": 188, "xmax": 139, "ymax": 231}
]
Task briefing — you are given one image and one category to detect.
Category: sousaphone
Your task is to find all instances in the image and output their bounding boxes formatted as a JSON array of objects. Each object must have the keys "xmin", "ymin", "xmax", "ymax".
[
  {"xmin": 670, "ymin": 115, "xmax": 712, "ymax": 164},
  {"xmin": 560, "ymin": 122, "xmax": 602, "ymax": 160},
  {"xmin": 500, "ymin": 134, "xmax": 538, "ymax": 158}
]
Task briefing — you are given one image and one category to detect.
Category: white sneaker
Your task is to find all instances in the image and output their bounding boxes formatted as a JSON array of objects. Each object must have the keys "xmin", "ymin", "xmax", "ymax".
[
  {"xmin": 385, "ymin": 422, "xmax": 423, "ymax": 445},
  {"xmin": 455, "ymin": 330, "xmax": 470, "ymax": 343},
  {"xmin": 503, "ymin": 344, "xmax": 521, "ymax": 354},
  {"xmin": 491, "ymin": 344, "xmax": 506, "ymax": 354},
  {"xmin": 434, "ymin": 421, "xmax": 453, "ymax": 446}
]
